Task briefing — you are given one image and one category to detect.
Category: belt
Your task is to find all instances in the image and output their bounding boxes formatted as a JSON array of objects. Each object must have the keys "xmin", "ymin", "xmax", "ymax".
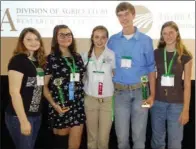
[
  {"xmin": 85, "ymin": 94, "xmax": 107, "ymax": 103},
  {"xmin": 114, "ymin": 83, "xmax": 142, "ymax": 91},
  {"xmin": 97, "ymin": 98, "xmax": 104, "ymax": 103}
]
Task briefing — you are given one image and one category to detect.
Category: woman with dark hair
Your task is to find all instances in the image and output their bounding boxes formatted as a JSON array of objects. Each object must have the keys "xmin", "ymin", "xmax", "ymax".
[
  {"xmin": 44, "ymin": 25, "xmax": 85, "ymax": 149},
  {"xmin": 82, "ymin": 25, "xmax": 115, "ymax": 149},
  {"xmin": 5, "ymin": 27, "xmax": 46, "ymax": 149},
  {"xmin": 151, "ymin": 21, "xmax": 193, "ymax": 149}
]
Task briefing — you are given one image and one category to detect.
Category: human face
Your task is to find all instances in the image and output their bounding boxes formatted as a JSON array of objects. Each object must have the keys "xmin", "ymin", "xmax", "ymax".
[
  {"xmin": 162, "ymin": 26, "xmax": 178, "ymax": 46},
  {"xmin": 23, "ymin": 32, "xmax": 40, "ymax": 52},
  {"xmin": 92, "ymin": 29, "xmax": 108, "ymax": 49},
  {"xmin": 57, "ymin": 28, "xmax": 72, "ymax": 48},
  {"xmin": 117, "ymin": 10, "xmax": 135, "ymax": 29}
]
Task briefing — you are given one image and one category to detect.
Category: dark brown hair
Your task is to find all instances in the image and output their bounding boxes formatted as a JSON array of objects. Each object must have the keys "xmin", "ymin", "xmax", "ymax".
[
  {"xmin": 13, "ymin": 27, "xmax": 46, "ymax": 68},
  {"xmin": 51, "ymin": 24, "xmax": 77, "ymax": 58}
]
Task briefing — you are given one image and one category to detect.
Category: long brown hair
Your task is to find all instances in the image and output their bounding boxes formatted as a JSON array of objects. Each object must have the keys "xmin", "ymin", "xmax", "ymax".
[
  {"xmin": 157, "ymin": 21, "xmax": 192, "ymax": 63},
  {"xmin": 13, "ymin": 27, "xmax": 46, "ymax": 68},
  {"xmin": 85, "ymin": 25, "xmax": 109, "ymax": 68},
  {"xmin": 51, "ymin": 25, "xmax": 77, "ymax": 58}
]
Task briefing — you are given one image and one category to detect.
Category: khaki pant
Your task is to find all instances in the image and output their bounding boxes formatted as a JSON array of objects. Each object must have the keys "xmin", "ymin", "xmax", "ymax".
[{"xmin": 84, "ymin": 95, "xmax": 113, "ymax": 149}]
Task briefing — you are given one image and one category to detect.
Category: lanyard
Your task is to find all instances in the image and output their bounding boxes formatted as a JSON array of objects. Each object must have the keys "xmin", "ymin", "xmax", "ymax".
[
  {"xmin": 29, "ymin": 60, "xmax": 44, "ymax": 76},
  {"xmin": 93, "ymin": 58, "xmax": 105, "ymax": 72},
  {"xmin": 90, "ymin": 50, "xmax": 105, "ymax": 72},
  {"xmin": 164, "ymin": 48, "xmax": 176, "ymax": 75},
  {"xmin": 63, "ymin": 56, "xmax": 76, "ymax": 76}
]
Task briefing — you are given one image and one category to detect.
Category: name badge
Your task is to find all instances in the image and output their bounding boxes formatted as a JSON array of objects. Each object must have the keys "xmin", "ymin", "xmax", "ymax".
[
  {"xmin": 121, "ymin": 56, "xmax": 132, "ymax": 68},
  {"xmin": 70, "ymin": 73, "xmax": 80, "ymax": 82},
  {"xmin": 36, "ymin": 68, "xmax": 44, "ymax": 86},
  {"xmin": 93, "ymin": 71, "xmax": 104, "ymax": 82},
  {"xmin": 37, "ymin": 76, "xmax": 44, "ymax": 86},
  {"xmin": 69, "ymin": 82, "xmax": 75, "ymax": 100},
  {"xmin": 161, "ymin": 75, "xmax": 175, "ymax": 86}
]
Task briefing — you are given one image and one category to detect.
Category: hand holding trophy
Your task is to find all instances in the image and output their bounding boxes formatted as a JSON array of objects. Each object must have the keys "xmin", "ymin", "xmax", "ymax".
[
  {"xmin": 141, "ymin": 76, "xmax": 150, "ymax": 108},
  {"xmin": 53, "ymin": 78, "xmax": 70, "ymax": 114}
]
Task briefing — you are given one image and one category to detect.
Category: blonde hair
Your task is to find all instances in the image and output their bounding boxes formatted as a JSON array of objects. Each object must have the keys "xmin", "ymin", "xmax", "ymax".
[{"xmin": 158, "ymin": 21, "xmax": 192, "ymax": 63}]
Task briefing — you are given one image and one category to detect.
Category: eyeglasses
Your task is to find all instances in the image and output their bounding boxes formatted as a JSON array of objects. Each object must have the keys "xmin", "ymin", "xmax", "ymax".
[{"xmin": 58, "ymin": 32, "xmax": 72, "ymax": 39}]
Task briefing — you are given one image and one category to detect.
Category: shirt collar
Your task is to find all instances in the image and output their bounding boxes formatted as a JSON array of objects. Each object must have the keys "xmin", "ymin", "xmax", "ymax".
[
  {"xmin": 92, "ymin": 47, "xmax": 107, "ymax": 61},
  {"xmin": 119, "ymin": 26, "xmax": 140, "ymax": 40}
]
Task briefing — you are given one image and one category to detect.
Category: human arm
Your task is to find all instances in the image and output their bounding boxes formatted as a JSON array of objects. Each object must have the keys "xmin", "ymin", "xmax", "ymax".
[
  {"xmin": 179, "ymin": 59, "xmax": 192, "ymax": 125},
  {"xmin": 144, "ymin": 38, "xmax": 156, "ymax": 107},
  {"xmin": 43, "ymin": 75, "xmax": 69, "ymax": 114},
  {"xmin": 8, "ymin": 70, "xmax": 31, "ymax": 136}
]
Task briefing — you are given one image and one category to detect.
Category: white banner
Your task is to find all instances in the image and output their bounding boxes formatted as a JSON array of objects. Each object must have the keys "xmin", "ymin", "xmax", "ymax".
[{"xmin": 1, "ymin": 1, "xmax": 195, "ymax": 38}]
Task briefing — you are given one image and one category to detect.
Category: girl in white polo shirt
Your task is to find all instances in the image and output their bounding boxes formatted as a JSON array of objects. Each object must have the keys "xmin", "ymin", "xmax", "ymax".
[{"xmin": 82, "ymin": 25, "xmax": 115, "ymax": 149}]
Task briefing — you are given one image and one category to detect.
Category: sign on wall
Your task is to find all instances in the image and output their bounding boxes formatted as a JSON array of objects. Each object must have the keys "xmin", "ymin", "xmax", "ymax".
[{"xmin": 1, "ymin": 1, "xmax": 195, "ymax": 39}]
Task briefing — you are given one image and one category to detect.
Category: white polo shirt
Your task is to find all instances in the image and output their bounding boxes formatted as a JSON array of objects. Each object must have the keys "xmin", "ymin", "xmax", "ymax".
[{"xmin": 82, "ymin": 47, "xmax": 115, "ymax": 98}]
